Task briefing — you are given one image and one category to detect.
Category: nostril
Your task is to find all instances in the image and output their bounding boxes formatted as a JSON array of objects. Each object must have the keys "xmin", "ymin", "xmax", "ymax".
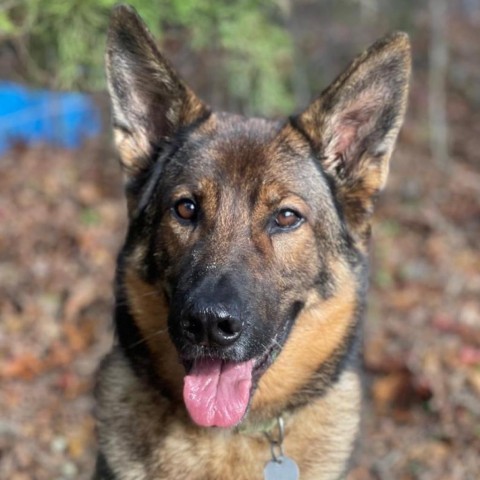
[
  {"xmin": 183, "ymin": 316, "xmax": 205, "ymax": 339},
  {"xmin": 217, "ymin": 319, "xmax": 235, "ymax": 337},
  {"xmin": 182, "ymin": 309, "xmax": 243, "ymax": 346},
  {"xmin": 211, "ymin": 315, "xmax": 242, "ymax": 345}
]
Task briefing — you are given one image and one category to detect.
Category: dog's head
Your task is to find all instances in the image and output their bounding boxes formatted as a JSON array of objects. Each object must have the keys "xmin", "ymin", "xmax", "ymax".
[{"xmin": 106, "ymin": 5, "xmax": 410, "ymax": 428}]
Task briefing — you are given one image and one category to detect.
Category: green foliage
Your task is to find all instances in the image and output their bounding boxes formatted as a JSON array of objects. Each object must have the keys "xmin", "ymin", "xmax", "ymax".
[
  {"xmin": 156, "ymin": 0, "xmax": 294, "ymax": 113},
  {"xmin": 0, "ymin": 11, "xmax": 16, "ymax": 34},
  {"xmin": 0, "ymin": 0, "xmax": 160, "ymax": 90},
  {"xmin": 217, "ymin": 5, "xmax": 294, "ymax": 114},
  {"xmin": 0, "ymin": 0, "xmax": 294, "ymax": 115}
]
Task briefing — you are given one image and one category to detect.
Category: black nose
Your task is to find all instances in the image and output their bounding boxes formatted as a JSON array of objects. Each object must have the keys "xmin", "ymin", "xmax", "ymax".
[{"xmin": 183, "ymin": 307, "xmax": 243, "ymax": 347}]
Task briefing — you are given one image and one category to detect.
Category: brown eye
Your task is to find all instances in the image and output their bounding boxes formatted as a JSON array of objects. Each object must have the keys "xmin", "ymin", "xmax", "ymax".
[
  {"xmin": 174, "ymin": 198, "xmax": 197, "ymax": 221},
  {"xmin": 275, "ymin": 209, "xmax": 303, "ymax": 230}
]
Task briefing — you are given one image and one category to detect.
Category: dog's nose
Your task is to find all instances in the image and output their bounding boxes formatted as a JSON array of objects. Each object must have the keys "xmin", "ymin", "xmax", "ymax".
[{"xmin": 183, "ymin": 307, "xmax": 243, "ymax": 347}]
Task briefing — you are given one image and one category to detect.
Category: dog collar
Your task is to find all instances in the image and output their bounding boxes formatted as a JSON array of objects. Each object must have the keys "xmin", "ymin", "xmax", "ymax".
[{"xmin": 235, "ymin": 416, "xmax": 279, "ymax": 436}]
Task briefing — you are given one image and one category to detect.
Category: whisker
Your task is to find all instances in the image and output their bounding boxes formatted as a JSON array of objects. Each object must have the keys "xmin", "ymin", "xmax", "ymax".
[{"xmin": 127, "ymin": 327, "xmax": 169, "ymax": 349}]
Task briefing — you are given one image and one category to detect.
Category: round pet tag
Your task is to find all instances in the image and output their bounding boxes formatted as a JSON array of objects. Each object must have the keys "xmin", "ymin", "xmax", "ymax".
[{"xmin": 264, "ymin": 455, "xmax": 300, "ymax": 480}]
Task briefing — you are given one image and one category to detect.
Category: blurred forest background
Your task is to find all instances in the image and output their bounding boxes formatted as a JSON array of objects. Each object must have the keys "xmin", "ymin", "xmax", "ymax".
[{"xmin": 0, "ymin": 1, "xmax": 479, "ymax": 479}]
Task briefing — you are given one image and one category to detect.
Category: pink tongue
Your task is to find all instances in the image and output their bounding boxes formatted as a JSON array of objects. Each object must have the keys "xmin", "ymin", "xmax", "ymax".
[{"xmin": 183, "ymin": 358, "xmax": 254, "ymax": 428}]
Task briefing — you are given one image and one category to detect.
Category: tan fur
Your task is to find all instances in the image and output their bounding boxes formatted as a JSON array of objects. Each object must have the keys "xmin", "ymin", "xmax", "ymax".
[
  {"xmin": 124, "ymin": 267, "xmax": 185, "ymax": 402},
  {"xmin": 251, "ymin": 260, "xmax": 357, "ymax": 416}
]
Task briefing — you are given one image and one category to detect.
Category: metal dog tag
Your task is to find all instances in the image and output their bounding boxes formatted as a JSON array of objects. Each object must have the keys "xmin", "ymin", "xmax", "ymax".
[{"xmin": 264, "ymin": 456, "xmax": 299, "ymax": 480}]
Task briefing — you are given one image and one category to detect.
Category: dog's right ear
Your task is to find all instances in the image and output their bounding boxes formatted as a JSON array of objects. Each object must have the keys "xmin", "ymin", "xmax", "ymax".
[{"xmin": 106, "ymin": 5, "xmax": 208, "ymax": 179}]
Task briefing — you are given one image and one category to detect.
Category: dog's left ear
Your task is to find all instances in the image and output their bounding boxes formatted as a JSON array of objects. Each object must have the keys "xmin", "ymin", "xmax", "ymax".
[
  {"xmin": 294, "ymin": 32, "xmax": 411, "ymax": 241},
  {"xmin": 105, "ymin": 5, "xmax": 208, "ymax": 180}
]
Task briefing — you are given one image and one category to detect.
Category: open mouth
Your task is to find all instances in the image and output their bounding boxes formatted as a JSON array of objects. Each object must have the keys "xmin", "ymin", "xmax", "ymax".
[{"xmin": 182, "ymin": 337, "xmax": 283, "ymax": 428}]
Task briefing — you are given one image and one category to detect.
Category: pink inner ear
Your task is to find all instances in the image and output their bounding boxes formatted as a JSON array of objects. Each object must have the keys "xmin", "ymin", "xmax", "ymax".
[
  {"xmin": 332, "ymin": 104, "xmax": 378, "ymax": 160},
  {"xmin": 334, "ymin": 121, "xmax": 358, "ymax": 157}
]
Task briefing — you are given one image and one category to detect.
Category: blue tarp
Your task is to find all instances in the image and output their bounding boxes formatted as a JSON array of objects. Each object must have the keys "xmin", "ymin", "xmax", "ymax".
[{"xmin": 0, "ymin": 82, "xmax": 101, "ymax": 154}]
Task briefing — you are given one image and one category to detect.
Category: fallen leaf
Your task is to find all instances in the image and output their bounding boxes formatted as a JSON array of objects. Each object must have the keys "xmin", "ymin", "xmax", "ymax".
[
  {"xmin": 0, "ymin": 353, "xmax": 43, "ymax": 380},
  {"xmin": 459, "ymin": 346, "xmax": 480, "ymax": 366}
]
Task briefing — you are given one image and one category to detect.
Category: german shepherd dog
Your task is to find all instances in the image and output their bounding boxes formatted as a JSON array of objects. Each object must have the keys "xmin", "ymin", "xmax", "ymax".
[{"xmin": 93, "ymin": 5, "xmax": 410, "ymax": 479}]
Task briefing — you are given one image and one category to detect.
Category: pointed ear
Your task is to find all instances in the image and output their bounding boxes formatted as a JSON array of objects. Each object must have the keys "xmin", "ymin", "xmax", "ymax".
[
  {"xmin": 294, "ymin": 32, "xmax": 411, "ymax": 241},
  {"xmin": 105, "ymin": 5, "xmax": 208, "ymax": 178}
]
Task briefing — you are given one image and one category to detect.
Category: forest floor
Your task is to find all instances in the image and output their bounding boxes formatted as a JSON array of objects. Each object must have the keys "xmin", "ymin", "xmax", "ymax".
[{"xmin": 1, "ymin": 104, "xmax": 479, "ymax": 479}]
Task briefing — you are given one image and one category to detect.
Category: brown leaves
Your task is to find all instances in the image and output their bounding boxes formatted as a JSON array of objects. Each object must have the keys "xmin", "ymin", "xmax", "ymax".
[
  {"xmin": 371, "ymin": 368, "xmax": 432, "ymax": 415},
  {"xmin": 0, "ymin": 352, "xmax": 43, "ymax": 381},
  {"xmin": 356, "ymin": 126, "xmax": 480, "ymax": 476},
  {"xmin": 365, "ymin": 340, "xmax": 433, "ymax": 417},
  {"xmin": 0, "ymin": 144, "xmax": 122, "ymax": 479}
]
